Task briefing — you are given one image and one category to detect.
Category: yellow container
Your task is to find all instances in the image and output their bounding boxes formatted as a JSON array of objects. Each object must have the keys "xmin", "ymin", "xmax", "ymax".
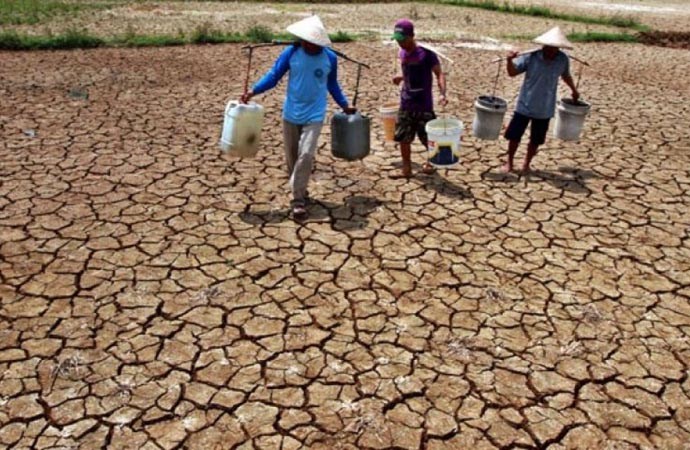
[{"xmin": 379, "ymin": 103, "xmax": 398, "ymax": 142}]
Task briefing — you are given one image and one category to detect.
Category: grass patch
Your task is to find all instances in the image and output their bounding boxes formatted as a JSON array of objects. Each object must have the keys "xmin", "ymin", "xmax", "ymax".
[
  {"xmin": 0, "ymin": 29, "xmax": 104, "ymax": 50},
  {"xmin": 435, "ymin": 0, "xmax": 649, "ymax": 31},
  {"xmin": 330, "ymin": 31, "xmax": 355, "ymax": 43},
  {"xmin": 0, "ymin": 25, "xmax": 358, "ymax": 50},
  {"xmin": 245, "ymin": 25, "xmax": 274, "ymax": 43},
  {"xmin": 503, "ymin": 31, "xmax": 640, "ymax": 44},
  {"xmin": 568, "ymin": 31, "xmax": 639, "ymax": 43},
  {"xmin": 0, "ymin": 0, "xmax": 110, "ymax": 25},
  {"xmin": 115, "ymin": 34, "xmax": 187, "ymax": 47}
]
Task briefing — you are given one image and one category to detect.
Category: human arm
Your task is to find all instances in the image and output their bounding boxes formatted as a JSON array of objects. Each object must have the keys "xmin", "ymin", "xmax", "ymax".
[
  {"xmin": 326, "ymin": 51, "xmax": 356, "ymax": 114},
  {"xmin": 561, "ymin": 58, "xmax": 580, "ymax": 102},
  {"xmin": 432, "ymin": 63, "xmax": 447, "ymax": 107},
  {"xmin": 240, "ymin": 46, "xmax": 293, "ymax": 103},
  {"xmin": 506, "ymin": 50, "xmax": 521, "ymax": 77},
  {"xmin": 561, "ymin": 74, "xmax": 580, "ymax": 102},
  {"xmin": 392, "ymin": 49, "xmax": 403, "ymax": 85}
]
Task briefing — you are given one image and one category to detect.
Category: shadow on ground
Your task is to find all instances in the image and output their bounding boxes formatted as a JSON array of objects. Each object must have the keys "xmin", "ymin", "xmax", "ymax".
[
  {"xmin": 483, "ymin": 166, "xmax": 600, "ymax": 193},
  {"xmin": 239, "ymin": 195, "xmax": 385, "ymax": 228}
]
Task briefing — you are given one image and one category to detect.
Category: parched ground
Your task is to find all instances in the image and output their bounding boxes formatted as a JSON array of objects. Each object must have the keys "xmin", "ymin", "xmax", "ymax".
[
  {"xmin": 7, "ymin": 0, "xmax": 690, "ymax": 38},
  {"xmin": 1, "ymin": 3, "xmax": 690, "ymax": 450}
]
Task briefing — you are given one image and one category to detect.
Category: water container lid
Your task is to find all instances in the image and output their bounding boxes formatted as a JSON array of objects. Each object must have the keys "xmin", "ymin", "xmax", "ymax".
[
  {"xmin": 426, "ymin": 118, "xmax": 463, "ymax": 133},
  {"xmin": 477, "ymin": 95, "xmax": 507, "ymax": 109},
  {"xmin": 560, "ymin": 98, "xmax": 590, "ymax": 107},
  {"xmin": 227, "ymin": 100, "xmax": 263, "ymax": 112}
]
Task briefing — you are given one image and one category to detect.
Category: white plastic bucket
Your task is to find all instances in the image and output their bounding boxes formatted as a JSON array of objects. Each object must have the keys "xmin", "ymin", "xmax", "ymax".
[
  {"xmin": 554, "ymin": 98, "xmax": 591, "ymax": 141},
  {"xmin": 472, "ymin": 95, "xmax": 507, "ymax": 140},
  {"xmin": 379, "ymin": 102, "xmax": 398, "ymax": 142},
  {"xmin": 219, "ymin": 100, "xmax": 264, "ymax": 157},
  {"xmin": 425, "ymin": 117, "xmax": 463, "ymax": 168}
]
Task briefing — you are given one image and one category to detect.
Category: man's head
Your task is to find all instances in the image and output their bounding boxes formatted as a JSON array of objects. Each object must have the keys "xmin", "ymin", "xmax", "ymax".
[
  {"xmin": 392, "ymin": 19, "xmax": 415, "ymax": 50},
  {"xmin": 542, "ymin": 45, "xmax": 559, "ymax": 60},
  {"xmin": 533, "ymin": 26, "xmax": 573, "ymax": 54},
  {"xmin": 286, "ymin": 15, "xmax": 332, "ymax": 50},
  {"xmin": 301, "ymin": 40, "xmax": 323, "ymax": 55}
]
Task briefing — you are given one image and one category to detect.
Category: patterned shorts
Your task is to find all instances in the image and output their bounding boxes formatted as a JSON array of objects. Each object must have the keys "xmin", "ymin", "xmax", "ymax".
[{"xmin": 394, "ymin": 110, "xmax": 436, "ymax": 144}]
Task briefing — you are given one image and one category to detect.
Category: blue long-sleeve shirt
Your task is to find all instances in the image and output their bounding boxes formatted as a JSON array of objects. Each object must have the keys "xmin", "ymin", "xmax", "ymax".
[{"xmin": 253, "ymin": 45, "xmax": 349, "ymax": 125}]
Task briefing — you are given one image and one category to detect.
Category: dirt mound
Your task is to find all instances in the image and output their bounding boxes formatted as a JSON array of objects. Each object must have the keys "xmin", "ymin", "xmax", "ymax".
[{"xmin": 639, "ymin": 31, "xmax": 690, "ymax": 49}]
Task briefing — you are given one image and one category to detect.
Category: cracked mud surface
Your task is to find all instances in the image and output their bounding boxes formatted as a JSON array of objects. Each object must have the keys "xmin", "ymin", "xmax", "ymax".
[
  {"xmin": 1, "ymin": 33, "xmax": 690, "ymax": 450},
  {"xmin": 7, "ymin": 1, "xmax": 684, "ymax": 39}
]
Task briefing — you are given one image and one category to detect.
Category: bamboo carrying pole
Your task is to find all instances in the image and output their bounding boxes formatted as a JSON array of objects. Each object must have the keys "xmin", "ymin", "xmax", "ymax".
[
  {"xmin": 243, "ymin": 47, "xmax": 253, "ymax": 96},
  {"xmin": 353, "ymin": 65, "xmax": 362, "ymax": 107},
  {"xmin": 241, "ymin": 41, "xmax": 369, "ymax": 104},
  {"xmin": 491, "ymin": 48, "xmax": 590, "ymax": 66}
]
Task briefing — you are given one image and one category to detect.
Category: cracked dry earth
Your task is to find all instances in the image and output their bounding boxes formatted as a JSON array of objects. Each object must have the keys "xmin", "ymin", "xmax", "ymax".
[{"xmin": 1, "ymin": 40, "xmax": 690, "ymax": 450}]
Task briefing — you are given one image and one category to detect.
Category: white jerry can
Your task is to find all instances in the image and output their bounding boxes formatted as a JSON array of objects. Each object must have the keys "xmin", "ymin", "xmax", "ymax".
[{"xmin": 219, "ymin": 101, "xmax": 264, "ymax": 157}]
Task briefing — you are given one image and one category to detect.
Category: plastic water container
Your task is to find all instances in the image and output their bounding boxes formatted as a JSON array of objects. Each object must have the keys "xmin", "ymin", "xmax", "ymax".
[
  {"xmin": 219, "ymin": 100, "xmax": 264, "ymax": 157},
  {"xmin": 379, "ymin": 103, "xmax": 398, "ymax": 142},
  {"xmin": 331, "ymin": 111, "xmax": 371, "ymax": 161},
  {"xmin": 472, "ymin": 95, "xmax": 507, "ymax": 140},
  {"xmin": 554, "ymin": 98, "xmax": 591, "ymax": 141},
  {"xmin": 426, "ymin": 117, "xmax": 463, "ymax": 168}
]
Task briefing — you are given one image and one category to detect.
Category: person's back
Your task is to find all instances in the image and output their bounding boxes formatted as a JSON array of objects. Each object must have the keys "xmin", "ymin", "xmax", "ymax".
[{"xmin": 514, "ymin": 49, "xmax": 570, "ymax": 120}]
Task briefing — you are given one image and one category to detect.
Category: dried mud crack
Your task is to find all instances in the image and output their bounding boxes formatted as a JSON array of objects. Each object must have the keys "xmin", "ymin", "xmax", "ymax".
[{"xmin": 1, "ymin": 31, "xmax": 690, "ymax": 450}]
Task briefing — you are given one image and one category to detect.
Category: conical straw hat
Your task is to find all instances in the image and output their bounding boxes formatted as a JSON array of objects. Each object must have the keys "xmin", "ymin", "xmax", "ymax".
[
  {"xmin": 286, "ymin": 15, "xmax": 332, "ymax": 47},
  {"xmin": 533, "ymin": 26, "xmax": 573, "ymax": 49}
]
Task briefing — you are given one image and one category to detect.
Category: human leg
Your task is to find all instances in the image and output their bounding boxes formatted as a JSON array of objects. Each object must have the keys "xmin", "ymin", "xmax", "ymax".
[
  {"xmin": 504, "ymin": 140, "xmax": 520, "ymax": 173},
  {"xmin": 391, "ymin": 110, "xmax": 416, "ymax": 178},
  {"xmin": 417, "ymin": 112, "xmax": 436, "ymax": 174},
  {"xmin": 290, "ymin": 122, "xmax": 323, "ymax": 212},
  {"xmin": 503, "ymin": 112, "xmax": 530, "ymax": 173},
  {"xmin": 521, "ymin": 117, "xmax": 550, "ymax": 172},
  {"xmin": 283, "ymin": 120, "xmax": 301, "ymax": 176}
]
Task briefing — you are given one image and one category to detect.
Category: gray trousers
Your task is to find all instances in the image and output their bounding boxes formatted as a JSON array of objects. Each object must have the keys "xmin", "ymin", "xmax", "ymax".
[{"xmin": 282, "ymin": 120, "xmax": 323, "ymax": 204}]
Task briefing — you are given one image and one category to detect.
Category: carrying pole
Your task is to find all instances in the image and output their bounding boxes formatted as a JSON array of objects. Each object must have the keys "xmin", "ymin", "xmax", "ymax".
[
  {"xmin": 243, "ymin": 47, "xmax": 254, "ymax": 96},
  {"xmin": 491, "ymin": 49, "xmax": 590, "ymax": 66},
  {"xmin": 353, "ymin": 64, "xmax": 362, "ymax": 107}
]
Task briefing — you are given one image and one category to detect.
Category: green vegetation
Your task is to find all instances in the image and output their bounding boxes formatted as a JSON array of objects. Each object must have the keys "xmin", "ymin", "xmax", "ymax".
[
  {"xmin": 0, "ymin": 29, "xmax": 104, "ymax": 50},
  {"xmin": 330, "ymin": 31, "xmax": 356, "ymax": 43},
  {"xmin": 503, "ymin": 30, "xmax": 640, "ymax": 44},
  {"xmin": 114, "ymin": 34, "xmax": 186, "ymax": 47},
  {"xmin": 0, "ymin": 0, "xmax": 652, "ymax": 50},
  {"xmin": 568, "ymin": 31, "xmax": 639, "ymax": 43},
  {"xmin": 0, "ymin": 25, "xmax": 358, "ymax": 50},
  {"xmin": 435, "ymin": 0, "xmax": 649, "ymax": 31},
  {"xmin": 0, "ymin": 0, "xmax": 110, "ymax": 25}
]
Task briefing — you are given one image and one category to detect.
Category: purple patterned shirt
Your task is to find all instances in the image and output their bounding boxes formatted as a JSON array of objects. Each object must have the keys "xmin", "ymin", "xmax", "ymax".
[{"xmin": 399, "ymin": 45, "xmax": 440, "ymax": 113}]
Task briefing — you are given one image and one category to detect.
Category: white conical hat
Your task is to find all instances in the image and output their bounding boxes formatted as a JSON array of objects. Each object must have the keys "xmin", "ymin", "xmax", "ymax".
[
  {"xmin": 286, "ymin": 15, "xmax": 332, "ymax": 47},
  {"xmin": 533, "ymin": 26, "xmax": 573, "ymax": 49}
]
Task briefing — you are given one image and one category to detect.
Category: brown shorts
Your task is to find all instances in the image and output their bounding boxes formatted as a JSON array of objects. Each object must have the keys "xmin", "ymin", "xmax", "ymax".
[{"xmin": 394, "ymin": 110, "xmax": 436, "ymax": 144}]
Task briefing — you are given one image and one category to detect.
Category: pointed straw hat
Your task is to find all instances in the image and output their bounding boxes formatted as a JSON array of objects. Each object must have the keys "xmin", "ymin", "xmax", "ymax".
[
  {"xmin": 533, "ymin": 26, "xmax": 574, "ymax": 49},
  {"xmin": 286, "ymin": 15, "xmax": 332, "ymax": 47}
]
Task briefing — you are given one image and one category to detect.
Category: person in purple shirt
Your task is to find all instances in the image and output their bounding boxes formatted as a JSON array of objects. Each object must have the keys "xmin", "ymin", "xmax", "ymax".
[{"xmin": 390, "ymin": 19, "xmax": 448, "ymax": 179}]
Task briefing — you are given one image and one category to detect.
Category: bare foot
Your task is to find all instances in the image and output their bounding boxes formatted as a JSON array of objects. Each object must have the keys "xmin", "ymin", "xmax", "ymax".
[
  {"xmin": 421, "ymin": 163, "xmax": 435, "ymax": 174},
  {"xmin": 388, "ymin": 167, "xmax": 412, "ymax": 179},
  {"xmin": 292, "ymin": 204, "xmax": 308, "ymax": 221},
  {"xmin": 502, "ymin": 162, "xmax": 514, "ymax": 173}
]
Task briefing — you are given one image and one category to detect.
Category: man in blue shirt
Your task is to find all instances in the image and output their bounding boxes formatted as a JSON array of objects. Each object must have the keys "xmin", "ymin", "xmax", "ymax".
[
  {"xmin": 503, "ymin": 26, "xmax": 580, "ymax": 173},
  {"xmin": 241, "ymin": 16, "xmax": 356, "ymax": 220}
]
